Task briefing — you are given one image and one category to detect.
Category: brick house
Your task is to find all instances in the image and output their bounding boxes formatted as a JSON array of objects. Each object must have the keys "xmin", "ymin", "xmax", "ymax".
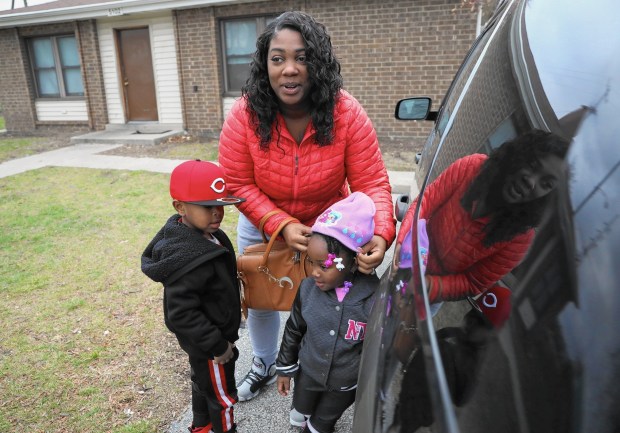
[{"xmin": 0, "ymin": 0, "xmax": 478, "ymax": 143}]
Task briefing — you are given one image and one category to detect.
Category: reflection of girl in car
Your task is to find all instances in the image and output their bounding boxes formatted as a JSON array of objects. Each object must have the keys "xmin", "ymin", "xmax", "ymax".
[{"xmin": 394, "ymin": 129, "xmax": 569, "ymax": 302}]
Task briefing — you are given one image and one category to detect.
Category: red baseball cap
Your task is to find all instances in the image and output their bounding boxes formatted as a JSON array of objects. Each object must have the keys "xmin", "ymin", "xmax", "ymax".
[
  {"xmin": 169, "ymin": 160, "xmax": 245, "ymax": 206},
  {"xmin": 469, "ymin": 285, "xmax": 512, "ymax": 329}
]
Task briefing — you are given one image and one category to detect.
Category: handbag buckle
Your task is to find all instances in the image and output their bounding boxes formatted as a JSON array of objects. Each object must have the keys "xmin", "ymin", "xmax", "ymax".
[{"xmin": 258, "ymin": 265, "xmax": 295, "ymax": 290}]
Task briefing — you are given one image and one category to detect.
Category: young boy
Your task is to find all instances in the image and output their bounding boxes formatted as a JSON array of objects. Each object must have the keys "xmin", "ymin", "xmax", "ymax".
[{"xmin": 141, "ymin": 160, "xmax": 244, "ymax": 433}]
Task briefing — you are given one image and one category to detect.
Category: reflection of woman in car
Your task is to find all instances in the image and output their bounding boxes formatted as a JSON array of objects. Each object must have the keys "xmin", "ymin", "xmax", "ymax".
[{"xmin": 394, "ymin": 129, "xmax": 570, "ymax": 302}]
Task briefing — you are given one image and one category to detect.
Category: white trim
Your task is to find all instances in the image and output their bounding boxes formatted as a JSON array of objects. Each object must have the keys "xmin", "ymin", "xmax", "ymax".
[
  {"xmin": 0, "ymin": 0, "xmax": 267, "ymax": 28},
  {"xmin": 509, "ymin": 0, "xmax": 549, "ymax": 131}
]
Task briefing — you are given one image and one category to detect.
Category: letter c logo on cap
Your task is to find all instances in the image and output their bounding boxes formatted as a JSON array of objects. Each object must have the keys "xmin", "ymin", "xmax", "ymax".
[
  {"xmin": 482, "ymin": 293, "xmax": 498, "ymax": 308},
  {"xmin": 211, "ymin": 177, "xmax": 226, "ymax": 194}
]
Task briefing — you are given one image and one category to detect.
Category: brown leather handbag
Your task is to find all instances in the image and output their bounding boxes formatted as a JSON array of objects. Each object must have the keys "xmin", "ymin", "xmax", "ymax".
[{"xmin": 237, "ymin": 211, "xmax": 310, "ymax": 315}]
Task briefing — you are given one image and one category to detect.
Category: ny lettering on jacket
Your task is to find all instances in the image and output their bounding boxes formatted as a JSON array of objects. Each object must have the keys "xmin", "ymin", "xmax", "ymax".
[{"xmin": 345, "ymin": 319, "xmax": 367, "ymax": 341}]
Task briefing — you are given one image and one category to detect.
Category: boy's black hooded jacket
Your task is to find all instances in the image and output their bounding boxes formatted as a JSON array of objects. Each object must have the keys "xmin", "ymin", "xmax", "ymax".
[{"xmin": 141, "ymin": 214, "xmax": 241, "ymax": 359}]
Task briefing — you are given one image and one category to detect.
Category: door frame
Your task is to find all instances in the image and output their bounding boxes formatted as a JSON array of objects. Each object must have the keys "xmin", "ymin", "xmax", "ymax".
[{"xmin": 114, "ymin": 25, "xmax": 159, "ymax": 123}]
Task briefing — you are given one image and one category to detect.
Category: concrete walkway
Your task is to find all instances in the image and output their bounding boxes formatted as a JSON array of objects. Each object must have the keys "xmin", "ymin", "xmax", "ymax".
[
  {"xmin": 0, "ymin": 143, "xmax": 177, "ymax": 178},
  {"xmin": 0, "ymin": 141, "xmax": 415, "ymax": 433}
]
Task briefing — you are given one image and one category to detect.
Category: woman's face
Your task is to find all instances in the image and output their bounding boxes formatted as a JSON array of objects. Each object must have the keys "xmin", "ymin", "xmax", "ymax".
[
  {"xmin": 501, "ymin": 153, "xmax": 564, "ymax": 204},
  {"xmin": 267, "ymin": 28, "xmax": 311, "ymax": 110}
]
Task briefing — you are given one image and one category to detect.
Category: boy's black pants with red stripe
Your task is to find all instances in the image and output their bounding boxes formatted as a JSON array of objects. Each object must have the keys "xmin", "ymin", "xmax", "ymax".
[{"xmin": 189, "ymin": 347, "xmax": 239, "ymax": 433}]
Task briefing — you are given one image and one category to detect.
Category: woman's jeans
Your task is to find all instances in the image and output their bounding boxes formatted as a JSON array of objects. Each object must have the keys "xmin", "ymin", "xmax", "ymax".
[{"xmin": 237, "ymin": 213, "xmax": 280, "ymax": 367}]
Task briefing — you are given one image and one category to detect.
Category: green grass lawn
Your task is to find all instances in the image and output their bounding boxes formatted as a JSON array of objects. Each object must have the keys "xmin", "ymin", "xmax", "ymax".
[
  {"xmin": 0, "ymin": 167, "xmax": 239, "ymax": 433},
  {"xmin": 0, "ymin": 116, "xmax": 5, "ymax": 130},
  {"xmin": 0, "ymin": 136, "xmax": 50, "ymax": 163}
]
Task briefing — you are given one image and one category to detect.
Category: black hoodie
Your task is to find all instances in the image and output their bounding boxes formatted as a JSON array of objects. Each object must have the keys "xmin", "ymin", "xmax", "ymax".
[{"xmin": 141, "ymin": 214, "xmax": 241, "ymax": 359}]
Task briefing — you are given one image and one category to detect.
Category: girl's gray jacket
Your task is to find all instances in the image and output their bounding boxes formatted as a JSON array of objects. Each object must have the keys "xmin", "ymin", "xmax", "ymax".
[{"xmin": 276, "ymin": 273, "xmax": 378, "ymax": 390}]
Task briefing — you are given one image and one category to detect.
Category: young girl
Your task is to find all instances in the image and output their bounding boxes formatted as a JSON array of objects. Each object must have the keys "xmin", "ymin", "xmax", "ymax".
[{"xmin": 275, "ymin": 192, "xmax": 379, "ymax": 433}]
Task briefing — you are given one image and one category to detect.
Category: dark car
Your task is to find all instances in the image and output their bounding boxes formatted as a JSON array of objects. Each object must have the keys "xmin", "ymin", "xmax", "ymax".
[{"xmin": 353, "ymin": 0, "xmax": 620, "ymax": 432}]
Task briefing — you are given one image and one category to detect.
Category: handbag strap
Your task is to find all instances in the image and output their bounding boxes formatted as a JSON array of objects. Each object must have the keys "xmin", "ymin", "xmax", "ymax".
[
  {"xmin": 261, "ymin": 216, "xmax": 298, "ymax": 267},
  {"xmin": 258, "ymin": 209, "xmax": 285, "ymax": 242}
]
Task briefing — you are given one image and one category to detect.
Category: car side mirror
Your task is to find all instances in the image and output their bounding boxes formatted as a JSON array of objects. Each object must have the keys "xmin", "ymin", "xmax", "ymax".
[
  {"xmin": 395, "ymin": 194, "xmax": 411, "ymax": 222},
  {"xmin": 395, "ymin": 97, "xmax": 436, "ymax": 121}
]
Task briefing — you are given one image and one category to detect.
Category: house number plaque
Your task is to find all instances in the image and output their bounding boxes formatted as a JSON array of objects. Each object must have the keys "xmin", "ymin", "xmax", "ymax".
[{"xmin": 107, "ymin": 7, "xmax": 124, "ymax": 16}]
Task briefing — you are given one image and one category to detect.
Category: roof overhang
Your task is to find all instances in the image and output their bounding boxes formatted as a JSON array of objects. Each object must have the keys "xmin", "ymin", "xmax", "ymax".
[{"xmin": 0, "ymin": 0, "xmax": 266, "ymax": 28}]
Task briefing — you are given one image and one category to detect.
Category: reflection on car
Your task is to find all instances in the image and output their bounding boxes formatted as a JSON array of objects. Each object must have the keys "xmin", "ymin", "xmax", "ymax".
[{"xmin": 353, "ymin": 0, "xmax": 620, "ymax": 432}]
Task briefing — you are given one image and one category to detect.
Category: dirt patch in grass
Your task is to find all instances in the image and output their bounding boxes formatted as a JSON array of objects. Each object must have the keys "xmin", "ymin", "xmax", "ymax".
[
  {"xmin": 1, "ymin": 130, "xmax": 422, "ymax": 172},
  {"xmin": 101, "ymin": 134, "xmax": 220, "ymax": 162},
  {"xmin": 102, "ymin": 133, "xmax": 422, "ymax": 172},
  {"xmin": 377, "ymin": 136, "xmax": 422, "ymax": 171},
  {"xmin": 0, "ymin": 131, "xmax": 75, "ymax": 163}
]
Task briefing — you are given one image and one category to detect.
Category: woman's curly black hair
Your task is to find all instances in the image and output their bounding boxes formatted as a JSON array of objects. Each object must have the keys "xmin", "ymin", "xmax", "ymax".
[
  {"xmin": 242, "ymin": 11, "xmax": 343, "ymax": 149},
  {"xmin": 461, "ymin": 129, "xmax": 570, "ymax": 246}
]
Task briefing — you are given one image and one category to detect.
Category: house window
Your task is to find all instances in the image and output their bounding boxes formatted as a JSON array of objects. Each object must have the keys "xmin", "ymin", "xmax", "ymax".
[
  {"xmin": 221, "ymin": 16, "xmax": 275, "ymax": 95},
  {"xmin": 29, "ymin": 35, "xmax": 84, "ymax": 98}
]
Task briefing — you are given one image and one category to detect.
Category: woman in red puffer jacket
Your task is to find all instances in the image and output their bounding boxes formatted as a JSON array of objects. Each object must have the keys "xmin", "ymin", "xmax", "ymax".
[
  {"xmin": 394, "ymin": 130, "xmax": 569, "ymax": 303},
  {"xmin": 218, "ymin": 11, "xmax": 395, "ymax": 405}
]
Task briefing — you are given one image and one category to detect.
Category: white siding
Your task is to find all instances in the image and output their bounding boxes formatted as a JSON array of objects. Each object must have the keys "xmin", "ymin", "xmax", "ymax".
[
  {"xmin": 97, "ymin": 14, "xmax": 182, "ymax": 125},
  {"xmin": 150, "ymin": 19, "xmax": 182, "ymax": 124},
  {"xmin": 98, "ymin": 20, "xmax": 124, "ymax": 124},
  {"xmin": 35, "ymin": 100, "xmax": 88, "ymax": 121},
  {"xmin": 222, "ymin": 96, "xmax": 240, "ymax": 120}
]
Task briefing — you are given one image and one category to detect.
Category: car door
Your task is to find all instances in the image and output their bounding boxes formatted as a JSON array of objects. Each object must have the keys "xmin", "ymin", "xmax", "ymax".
[{"xmin": 353, "ymin": 0, "xmax": 620, "ymax": 432}]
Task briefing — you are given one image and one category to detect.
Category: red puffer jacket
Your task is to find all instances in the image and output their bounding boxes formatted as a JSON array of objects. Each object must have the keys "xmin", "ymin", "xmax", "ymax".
[
  {"xmin": 397, "ymin": 154, "xmax": 534, "ymax": 302},
  {"xmin": 219, "ymin": 90, "xmax": 396, "ymax": 246}
]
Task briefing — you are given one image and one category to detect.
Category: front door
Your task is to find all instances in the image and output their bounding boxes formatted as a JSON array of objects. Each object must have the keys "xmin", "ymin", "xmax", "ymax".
[{"xmin": 116, "ymin": 27, "xmax": 158, "ymax": 121}]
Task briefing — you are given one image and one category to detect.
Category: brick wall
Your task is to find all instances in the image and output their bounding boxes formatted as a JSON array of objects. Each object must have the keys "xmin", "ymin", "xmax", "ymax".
[
  {"xmin": 318, "ymin": 0, "xmax": 477, "ymax": 143},
  {"xmin": 1, "ymin": 0, "xmax": 476, "ymax": 140},
  {"xmin": 76, "ymin": 19, "xmax": 108, "ymax": 130},
  {"xmin": 0, "ymin": 28, "xmax": 36, "ymax": 133},
  {"xmin": 415, "ymin": 6, "xmax": 530, "ymax": 185},
  {"xmin": 173, "ymin": 7, "xmax": 221, "ymax": 137},
  {"xmin": 174, "ymin": 0, "xmax": 302, "ymax": 137},
  {"xmin": 176, "ymin": 0, "xmax": 477, "ymax": 142}
]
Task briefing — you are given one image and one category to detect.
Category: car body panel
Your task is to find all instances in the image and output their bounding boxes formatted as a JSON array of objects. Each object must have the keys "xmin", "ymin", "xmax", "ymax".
[{"xmin": 353, "ymin": 0, "xmax": 620, "ymax": 432}]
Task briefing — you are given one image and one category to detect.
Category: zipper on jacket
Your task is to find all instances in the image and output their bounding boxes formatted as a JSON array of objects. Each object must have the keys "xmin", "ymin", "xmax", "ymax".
[{"xmin": 292, "ymin": 148, "xmax": 300, "ymax": 215}]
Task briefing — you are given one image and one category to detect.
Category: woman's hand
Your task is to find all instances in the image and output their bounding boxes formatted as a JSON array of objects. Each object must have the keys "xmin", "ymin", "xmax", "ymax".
[
  {"xmin": 357, "ymin": 235, "xmax": 388, "ymax": 274},
  {"xmin": 277, "ymin": 376, "xmax": 291, "ymax": 396},
  {"xmin": 281, "ymin": 223, "xmax": 312, "ymax": 251}
]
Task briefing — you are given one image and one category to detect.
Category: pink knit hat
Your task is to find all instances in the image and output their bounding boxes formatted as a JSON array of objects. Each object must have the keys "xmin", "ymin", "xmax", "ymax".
[
  {"xmin": 398, "ymin": 219, "xmax": 429, "ymax": 270},
  {"xmin": 312, "ymin": 192, "xmax": 376, "ymax": 251}
]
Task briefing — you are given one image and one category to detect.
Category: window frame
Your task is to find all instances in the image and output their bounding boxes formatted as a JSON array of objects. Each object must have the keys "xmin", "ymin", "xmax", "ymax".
[
  {"xmin": 27, "ymin": 34, "xmax": 85, "ymax": 100},
  {"xmin": 219, "ymin": 15, "xmax": 276, "ymax": 96}
]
